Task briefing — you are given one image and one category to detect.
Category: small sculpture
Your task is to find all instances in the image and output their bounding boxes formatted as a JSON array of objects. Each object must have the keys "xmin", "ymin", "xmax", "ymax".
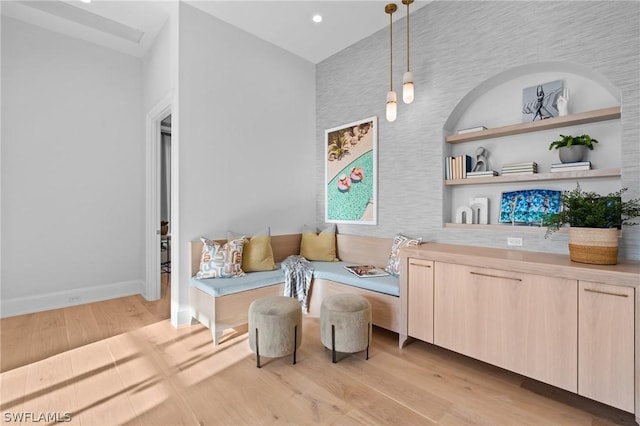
[
  {"xmin": 557, "ymin": 88, "xmax": 569, "ymax": 116},
  {"xmin": 471, "ymin": 146, "xmax": 488, "ymax": 172},
  {"xmin": 455, "ymin": 205, "xmax": 473, "ymax": 224}
]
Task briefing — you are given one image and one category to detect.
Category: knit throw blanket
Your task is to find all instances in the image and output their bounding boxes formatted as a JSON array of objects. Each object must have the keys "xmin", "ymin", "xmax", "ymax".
[{"xmin": 281, "ymin": 255, "xmax": 314, "ymax": 312}]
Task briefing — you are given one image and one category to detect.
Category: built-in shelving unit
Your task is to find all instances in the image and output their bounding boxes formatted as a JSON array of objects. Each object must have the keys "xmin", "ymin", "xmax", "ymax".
[
  {"xmin": 446, "ymin": 106, "xmax": 621, "ymax": 144},
  {"xmin": 444, "ymin": 105, "xmax": 622, "ymax": 228},
  {"xmin": 445, "ymin": 168, "xmax": 621, "ymax": 186}
]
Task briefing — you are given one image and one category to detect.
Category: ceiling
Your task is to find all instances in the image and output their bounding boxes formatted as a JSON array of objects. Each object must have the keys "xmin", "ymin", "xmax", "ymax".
[{"xmin": 1, "ymin": 0, "xmax": 429, "ymax": 63}]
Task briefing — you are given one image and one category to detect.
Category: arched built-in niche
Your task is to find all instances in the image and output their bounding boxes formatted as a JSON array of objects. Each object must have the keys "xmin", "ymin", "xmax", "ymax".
[{"xmin": 442, "ymin": 61, "xmax": 622, "ymax": 228}]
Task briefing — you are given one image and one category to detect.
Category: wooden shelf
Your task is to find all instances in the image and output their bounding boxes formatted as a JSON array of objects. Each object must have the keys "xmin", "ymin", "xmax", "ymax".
[
  {"xmin": 446, "ymin": 106, "xmax": 621, "ymax": 144},
  {"xmin": 445, "ymin": 168, "xmax": 621, "ymax": 186},
  {"xmin": 443, "ymin": 223, "xmax": 557, "ymax": 232}
]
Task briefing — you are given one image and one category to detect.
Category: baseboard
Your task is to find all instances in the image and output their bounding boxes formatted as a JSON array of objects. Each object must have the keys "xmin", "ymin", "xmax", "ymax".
[
  {"xmin": 0, "ymin": 280, "xmax": 145, "ymax": 318},
  {"xmin": 174, "ymin": 307, "xmax": 193, "ymax": 328}
]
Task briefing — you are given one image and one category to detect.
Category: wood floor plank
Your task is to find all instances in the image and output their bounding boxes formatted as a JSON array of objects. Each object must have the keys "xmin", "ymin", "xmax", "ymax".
[
  {"xmin": 23, "ymin": 352, "xmax": 79, "ymax": 425},
  {"xmin": 69, "ymin": 340, "xmax": 140, "ymax": 425}
]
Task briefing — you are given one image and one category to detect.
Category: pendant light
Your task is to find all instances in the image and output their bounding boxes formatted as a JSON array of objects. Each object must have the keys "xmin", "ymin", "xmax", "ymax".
[
  {"xmin": 385, "ymin": 3, "xmax": 398, "ymax": 122},
  {"xmin": 402, "ymin": 0, "xmax": 414, "ymax": 104}
]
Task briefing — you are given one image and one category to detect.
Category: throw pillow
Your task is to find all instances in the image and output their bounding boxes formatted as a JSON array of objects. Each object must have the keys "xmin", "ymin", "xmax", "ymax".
[
  {"xmin": 385, "ymin": 233, "xmax": 422, "ymax": 277},
  {"xmin": 300, "ymin": 224, "xmax": 339, "ymax": 261},
  {"xmin": 195, "ymin": 237, "xmax": 246, "ymax": 279},
  {"xmin": 227, "ymin": 228, "xmax": 276, "ymax": 272}
]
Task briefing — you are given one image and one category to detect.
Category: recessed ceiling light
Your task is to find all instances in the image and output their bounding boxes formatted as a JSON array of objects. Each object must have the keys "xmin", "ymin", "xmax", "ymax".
[
  {"xmin": 312, "ymin": 14, "xmax": 323, "ymax": 23},
  {"xmin": 80, "ymin": 0, "xmax": 91, "ymax": 3}
]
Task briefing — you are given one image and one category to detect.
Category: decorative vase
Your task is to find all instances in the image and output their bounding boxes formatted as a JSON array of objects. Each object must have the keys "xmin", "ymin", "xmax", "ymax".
[
  {"xmin": 568, "ymin": 227, "xmax": 619, "ymax": 265},
  {"xmin": 558, "ymin": 145, "xmax": 588, "ymax": 163}
]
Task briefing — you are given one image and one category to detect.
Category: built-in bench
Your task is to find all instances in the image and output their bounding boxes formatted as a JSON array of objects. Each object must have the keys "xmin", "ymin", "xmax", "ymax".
[{"xmin": 189, "ymin": 234, "xmax": 400, "ymax": 345}]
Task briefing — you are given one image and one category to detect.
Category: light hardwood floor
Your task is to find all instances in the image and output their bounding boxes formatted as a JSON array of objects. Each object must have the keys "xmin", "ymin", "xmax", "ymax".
[{"xmin": 0, "ymin": 273, "xmax": 635, "ymax": 425}]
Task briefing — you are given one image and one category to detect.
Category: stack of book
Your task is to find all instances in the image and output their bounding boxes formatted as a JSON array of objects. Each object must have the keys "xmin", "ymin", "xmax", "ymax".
[
  {"xmin": 444, "ymin": 154, "xmax": 472, "ymax": 180},
  {"xmin": 550, "ymin": 161, "xmax": 592, "ymax": 172},
  {"xmin": 467, "ymin": 170, "xmax": 499, "ymax": 178},
  {"xmin": 501, "ymin": 161, "xmax": 538, "ymax": 175}
]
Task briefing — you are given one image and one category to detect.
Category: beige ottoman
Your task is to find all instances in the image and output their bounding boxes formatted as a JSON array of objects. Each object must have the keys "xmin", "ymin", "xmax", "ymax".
[
  {"xmin": 248, "ymin": 296, "xmax": 302, "ymax": 368},
  {"xmin": 320, "ymin": 294, "xmax": 372, "ymax": 363}
]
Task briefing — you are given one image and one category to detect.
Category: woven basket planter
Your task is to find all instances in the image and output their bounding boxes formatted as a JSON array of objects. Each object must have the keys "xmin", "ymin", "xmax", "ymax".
[{"xmin": 568, "ymin": 227, "xmax": 619, "ymax": 265}]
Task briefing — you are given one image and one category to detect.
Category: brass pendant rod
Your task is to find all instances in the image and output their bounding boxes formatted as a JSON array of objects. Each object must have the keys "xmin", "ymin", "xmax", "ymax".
[
  {"xmin": 385, "ymin": 4, "xmax": 397, "ymax": 91},
  {"xmin": 402, "ymin": 0, "xmax": 413, "ymax": 72}
]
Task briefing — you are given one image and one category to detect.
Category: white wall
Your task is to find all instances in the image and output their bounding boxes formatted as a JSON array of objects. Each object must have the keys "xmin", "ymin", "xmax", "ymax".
[
  {"xmin": 174, "ymin": 3, "xmax": 316, "ymax": 325},
  {"xmin": 1, "ymin": 17, "xmax": 145, "ymax": 316},
  {"xmin": 142, "ymin": 10, "xmax": 176, "ymax": 114}
]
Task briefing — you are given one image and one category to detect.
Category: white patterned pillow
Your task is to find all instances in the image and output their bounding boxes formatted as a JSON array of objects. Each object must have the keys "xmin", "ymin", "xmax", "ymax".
[
  {"xmin": 196, "ymin": 237, "xmax": 246, "ymax": 279},
  {"xmin": 385, "ymin": 234, "xmax": 422, "ymax": 277}
]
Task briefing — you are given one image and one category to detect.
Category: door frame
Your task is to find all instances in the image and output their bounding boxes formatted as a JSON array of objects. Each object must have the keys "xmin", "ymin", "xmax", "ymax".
[{"xmin": 145, "ymin": 93, "xmax": 173, "ymax": 301}]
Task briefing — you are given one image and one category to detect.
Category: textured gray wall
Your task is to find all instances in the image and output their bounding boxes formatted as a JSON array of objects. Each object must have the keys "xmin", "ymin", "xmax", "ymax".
[{"xmin": 316, "ymin": 1, "xmax": 640, "ymax": 260}]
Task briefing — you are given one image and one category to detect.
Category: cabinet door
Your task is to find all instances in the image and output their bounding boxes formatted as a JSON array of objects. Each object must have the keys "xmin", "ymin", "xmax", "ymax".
[
  {"xmin": 434, "ymin": 262, "xmax": 577, "ymax": 392},
  {"xmin": 407, "ymin": 258, "xmax": 434, "ymax": 343},
  {"xmin": 578, "ymin": 281, "xmax": 634, "ymax": 413}
]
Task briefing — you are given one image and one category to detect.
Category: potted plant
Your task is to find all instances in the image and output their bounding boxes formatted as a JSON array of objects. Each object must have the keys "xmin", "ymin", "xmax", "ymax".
[
  {"xmin": 548, "ymin": 134, "xmax": 598, "ymax": 163},
  {"xmin": 543, "ymin": 183, "xmax": 640, "ymax": 264}
]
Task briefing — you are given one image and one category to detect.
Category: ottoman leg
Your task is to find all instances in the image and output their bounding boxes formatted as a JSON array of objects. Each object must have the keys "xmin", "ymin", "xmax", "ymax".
[
  {"xmin": 256, "ymin": 328, "xmax": 261, "ymax": 369},
  {"xmin": 293, "ymin": 325, "xmax": 297, "ymax": 365},
  {"xmin": 366, "ymin": 322, "xmax": 370, "ymax": 360},
  {"xmin": 331, "ymin": 324, "xmax": 336, "ymax": 363}
]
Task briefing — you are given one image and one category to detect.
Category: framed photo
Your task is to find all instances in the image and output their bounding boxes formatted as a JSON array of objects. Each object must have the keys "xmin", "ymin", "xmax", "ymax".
[
  {"xmin": 522, "ymin": 80, "xmax": 563, "ymax": 122},
  {"xmin": 325, "ymin": 116, "xmax": 377, "ymax": 224},
  {"xmin": 499, "ymin": 189, "xmax": 561, "ymax": 225}
]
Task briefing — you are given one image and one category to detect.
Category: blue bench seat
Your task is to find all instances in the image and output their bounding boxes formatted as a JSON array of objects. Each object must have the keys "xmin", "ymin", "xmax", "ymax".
[{"xmin": 190, "ymin": 261, "xmax": 399, "ymax": 298}]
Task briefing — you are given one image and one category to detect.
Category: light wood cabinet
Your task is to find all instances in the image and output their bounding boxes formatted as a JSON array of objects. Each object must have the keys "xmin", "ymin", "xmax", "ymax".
[
  {"xmin": 434, "ymin": 262, "xmax": 578, "ymax": 392},
  {"xmin": 407, "ymin": 258, "xmax": 434, "ymax": 343},
  {"xmin": 578, "ymin": 281, "xmax": 634, "ymax": 412},
  {"xmin": 399, "ymin": 243, "xmax": 640, "ymax": 419}
]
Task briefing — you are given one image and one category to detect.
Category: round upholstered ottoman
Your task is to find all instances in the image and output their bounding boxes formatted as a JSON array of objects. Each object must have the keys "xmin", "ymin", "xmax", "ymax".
[
  {"xmin": 320, "ymin": 294, "xmax": 372, "ymax": 363},
  {"xmin": 248, "ymin": 296, "xmax": 302, "ymax": 368}
]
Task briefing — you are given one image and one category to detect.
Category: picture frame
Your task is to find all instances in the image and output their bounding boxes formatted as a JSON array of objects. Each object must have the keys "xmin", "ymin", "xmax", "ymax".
[
  {"xmin": 325, "ymin": 116, "xmax": 377, "ymax": 224},
  {"xmin": 499, "ymin": 189, "xmax": 561, "ymax": 225},
  {"xmin": 522, "ymin": 79, "xmax": 563, "ymax": 122}
]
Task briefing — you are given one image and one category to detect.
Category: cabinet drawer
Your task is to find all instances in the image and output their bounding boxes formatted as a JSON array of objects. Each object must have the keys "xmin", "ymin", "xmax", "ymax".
[
  {"xmin": 434, "ymin": 262, "xmax": 577, "ymax": 392},
  {"xmin": 579, "ymin": 281, "xmax": 634, "ymax": 412},
  {"xmin": 407, "ymin": 258, "xmax": 434, "ymax": 343}
]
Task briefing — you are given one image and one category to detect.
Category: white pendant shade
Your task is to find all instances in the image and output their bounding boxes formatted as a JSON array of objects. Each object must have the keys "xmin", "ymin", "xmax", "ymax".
[
  {"xmin": 402, "ymin": 71, "xmax": 414, "ymax": 104},
  {"xmin": 386, "ymin": 91, "xmax": 397, "ymax": 122}
]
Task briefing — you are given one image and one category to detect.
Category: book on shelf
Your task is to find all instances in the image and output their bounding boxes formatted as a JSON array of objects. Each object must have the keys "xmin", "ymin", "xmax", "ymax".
[
  {"xmin": 344, "ymin": 265, "xmax": 389, "ymax": 278},
  {"xmin": 501, "ymin": 170, "xmax": 537, "ymax": 175},
  {"xmin": 445, "ymin": 154, "xmax": 472, "ymax": 179},
  {"xmin": 550, "ymin": 165, "xmax": 591, "ymax": 172},
  {"xmin": 550, "ymin": 160, "xmax": 592, "ymax": 172},
  {"xmin": 502, "ymin": 161, "xmax": 538, "ymax": 168},
  {"xmin": 551, "ymin": 161, "xmax": 591, "ymax": 168},
  {"xmin": 457, "ymin": 125, "xmax": 487, "ymax": 134},
  {"xmin": 467, "ymin": 170, "xmax": 499, "ymax": 178}
]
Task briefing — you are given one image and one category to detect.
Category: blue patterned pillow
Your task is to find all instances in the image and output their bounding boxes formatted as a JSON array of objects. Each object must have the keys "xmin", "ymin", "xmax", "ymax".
[
  {"xmin": 385, "ymin": 234, "xmax": 422, "ymax": 277},
  {"xmin": 196, "ymin": 237, "xmax": 246, "ymax": 278}
]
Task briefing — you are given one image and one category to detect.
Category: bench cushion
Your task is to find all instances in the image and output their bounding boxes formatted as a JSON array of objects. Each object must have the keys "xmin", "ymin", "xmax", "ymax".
[
  {"xmin": 311, "ymin": 261, "xmax": 400, "ymax": 297},
  {"xmin": 190, "ymin": 260, "xmax": 400, "ymax": 299},
  {"xmin": 191, "ymin": 269, "xmax": 285, "ymax": 297}
]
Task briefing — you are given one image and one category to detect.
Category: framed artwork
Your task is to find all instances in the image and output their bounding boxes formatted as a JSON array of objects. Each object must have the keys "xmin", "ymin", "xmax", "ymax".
[
  {"xmin": 325, "ymin": 116, "xmax": 377, "ymax": 224},
  {"xmin": 499, "ymin": 189, "xmax": 561, "ymax": 225},
  {"xmin": 522, "ymin": 79, "xmax": 563, "ymax": 122}
]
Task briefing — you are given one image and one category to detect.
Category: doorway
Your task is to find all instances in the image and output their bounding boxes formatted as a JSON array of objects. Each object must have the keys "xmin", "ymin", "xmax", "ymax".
[
  {"xmin": 145, "ymin": 94, "xmax": 173, "ymax": 302},
  {"xmin": 160, "ymin": 115, "xmax": 171, "ymax": 276}
]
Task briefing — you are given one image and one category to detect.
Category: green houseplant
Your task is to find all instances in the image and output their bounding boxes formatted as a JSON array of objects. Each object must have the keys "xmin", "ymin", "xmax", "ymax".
[
  {"xmin": 548, "ymin": 134, "xmax": 598, "ymax": 163},
  {"xmin": 543, "ymin": 183, "xmax": 640, "ymax": 264}
]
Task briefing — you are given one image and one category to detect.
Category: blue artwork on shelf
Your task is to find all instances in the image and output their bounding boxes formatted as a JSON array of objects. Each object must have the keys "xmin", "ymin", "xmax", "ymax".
[{"xmin": 499, "ymin": 189, "xmax": 561, "ymax": 225}]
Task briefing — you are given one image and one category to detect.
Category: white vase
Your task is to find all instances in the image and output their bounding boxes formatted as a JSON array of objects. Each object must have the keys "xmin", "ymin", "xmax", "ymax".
[{"xmin": 558, "ymin": 145, "xmax": 588, "ymax": 163}]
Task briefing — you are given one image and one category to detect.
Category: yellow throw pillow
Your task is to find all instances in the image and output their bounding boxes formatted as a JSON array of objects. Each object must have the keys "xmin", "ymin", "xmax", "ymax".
[
  {"xmin": 300, "ymin": 224, "xmax": 338, "ymax": 261},
  {"xmin": 227, "ymin": 228, "xmax": 276, "ymax": 272}
]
